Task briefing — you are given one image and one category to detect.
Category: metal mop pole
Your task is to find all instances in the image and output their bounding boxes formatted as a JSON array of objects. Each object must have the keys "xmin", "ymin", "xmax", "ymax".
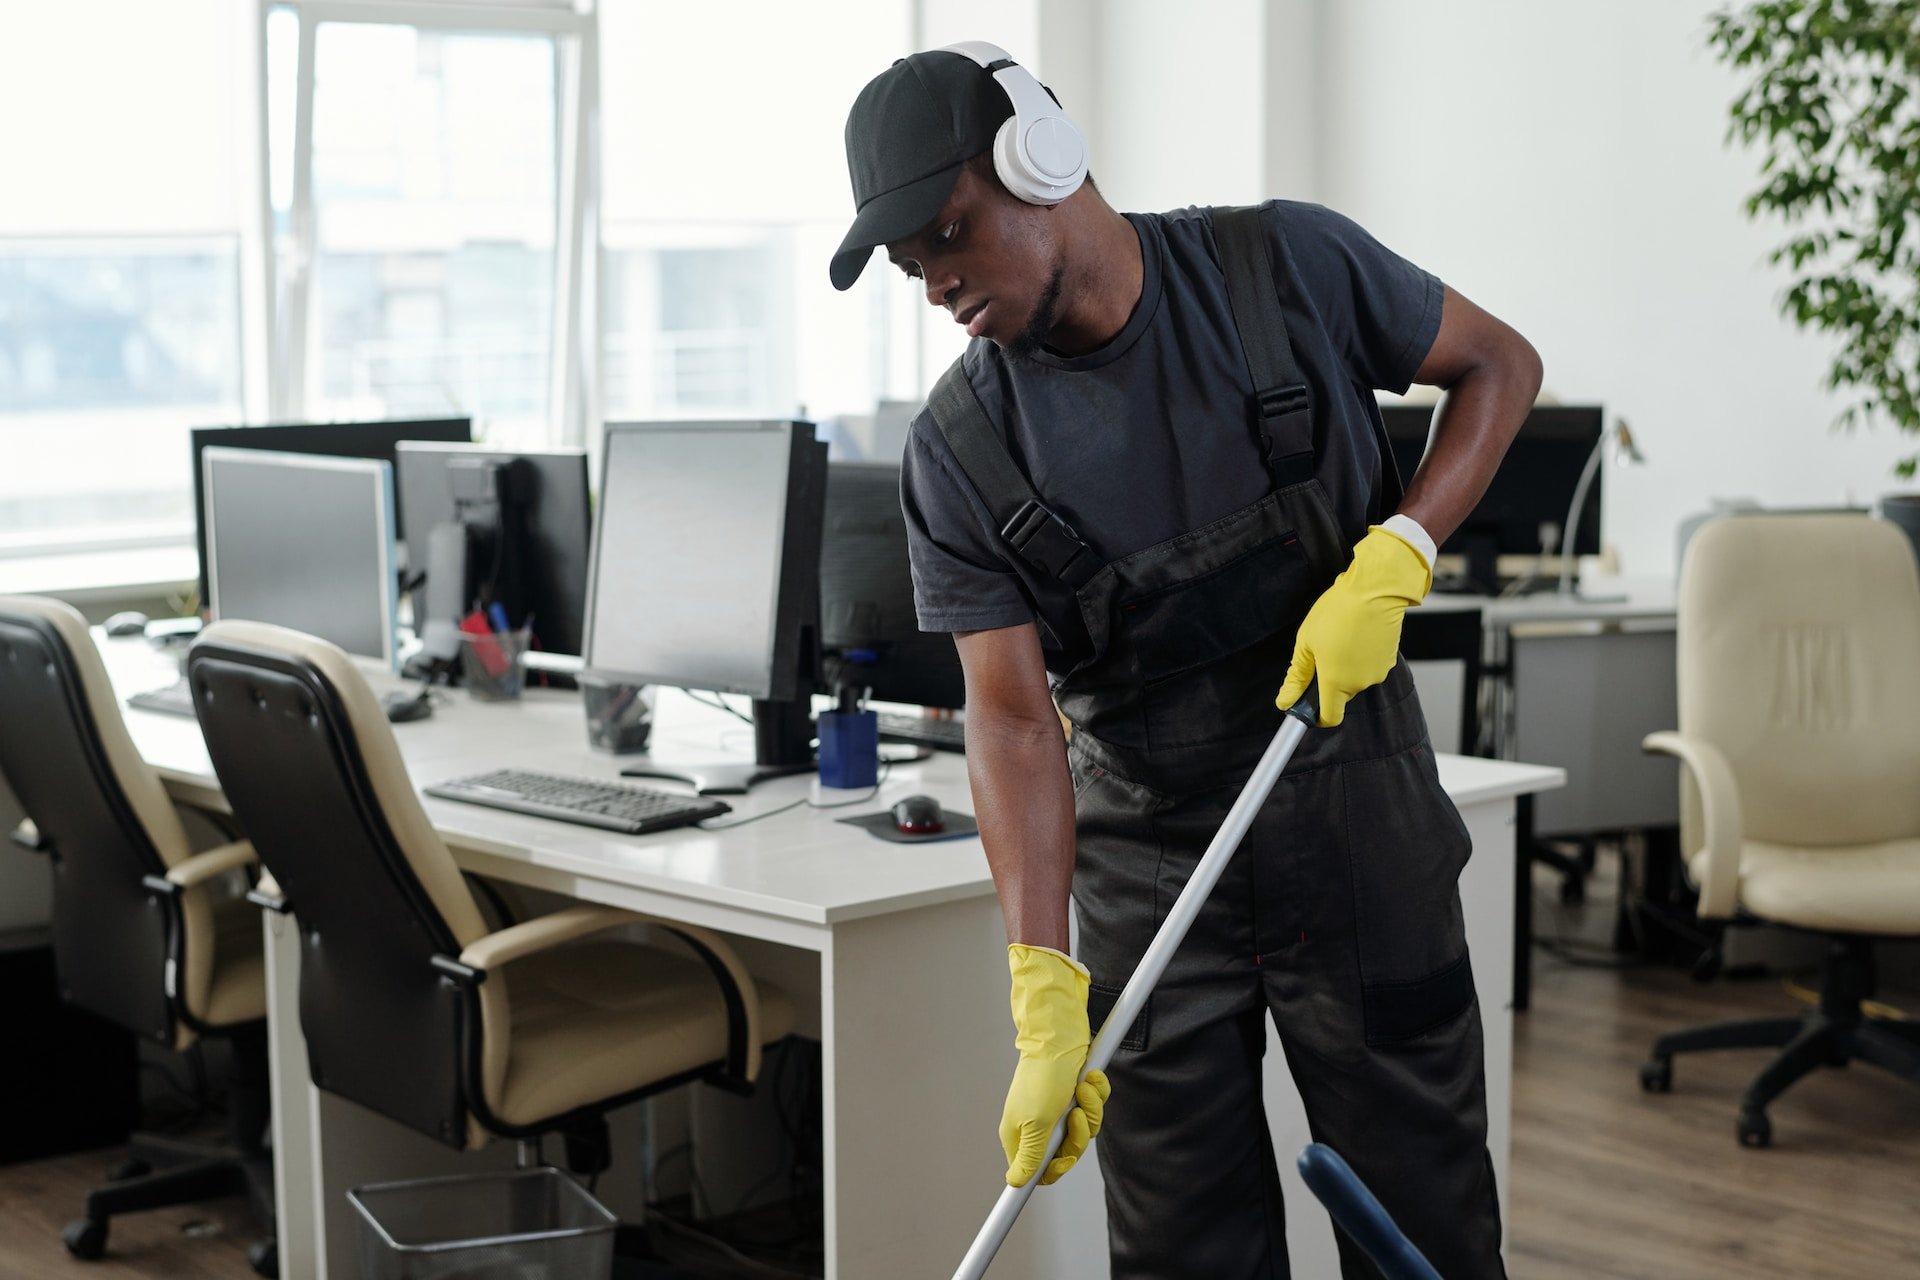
[{"xmin": 950, "ymin": 694, "xmax": 1320, "ymax": 1280}]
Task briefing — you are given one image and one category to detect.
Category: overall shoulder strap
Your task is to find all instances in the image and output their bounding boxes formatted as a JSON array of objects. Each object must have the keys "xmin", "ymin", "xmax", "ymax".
[
  {"xmin": 926, "ymin": 359, "xmax": 1100, "ymax": 591},
  {"xmin": 1210, "ymin": 204, "xmax": 1406, "ymax": 510}
]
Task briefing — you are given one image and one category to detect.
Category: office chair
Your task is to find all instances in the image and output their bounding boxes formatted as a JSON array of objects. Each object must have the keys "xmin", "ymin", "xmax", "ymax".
[
  {"xmin": 184, "ymin": 620, "xmax": 792, "ymax": 1205},
  {"xmin": 0, "ymin": 596, "xmax": 277, "ymax": 1275},
  {"xmin": 1639, "ymin": 515, "xmax": 1920, "ymax": 1146}
]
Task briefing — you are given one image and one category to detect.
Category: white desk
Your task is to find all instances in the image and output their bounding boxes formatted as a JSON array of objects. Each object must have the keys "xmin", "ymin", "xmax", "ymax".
[{"xmin": 99, "ymin": 633, "xmax": 1561, "ymax": 1279}]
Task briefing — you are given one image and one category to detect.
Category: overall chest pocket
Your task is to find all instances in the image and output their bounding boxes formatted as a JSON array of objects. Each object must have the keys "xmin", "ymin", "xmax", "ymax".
[{"xmin": 1119, "ymin": 529, "xmax": 1318, "ymax": 751}]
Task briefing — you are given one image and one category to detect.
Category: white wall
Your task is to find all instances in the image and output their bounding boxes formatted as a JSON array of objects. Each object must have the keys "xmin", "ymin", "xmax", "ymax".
[{"xmin": 1042, "ymin": 0, "xmax": 1919, "ymax": 578}]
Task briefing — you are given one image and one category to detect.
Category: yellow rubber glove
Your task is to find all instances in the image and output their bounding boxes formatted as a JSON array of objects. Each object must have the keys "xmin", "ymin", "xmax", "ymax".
[
  {"xmin": 1000, "ymin": 943, "xmax": 1111, "ymax": 1187},
  {"xmin": 1275, "ymin": 524, "xmax": 1432, "ymax": 728}
]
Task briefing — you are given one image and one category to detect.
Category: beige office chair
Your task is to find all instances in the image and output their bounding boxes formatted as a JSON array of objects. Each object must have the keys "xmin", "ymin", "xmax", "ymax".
[
  {"xmin": 1640, "ymin": 515, "xmax": 1920, "ymax": 1146},
  {"xmin": 184, "ymin": 619, "xmax": 792, "ymax": 1177},
  {"xmin": 0, "ymin": 595, "xmax": 276, "ymax": 1273}
]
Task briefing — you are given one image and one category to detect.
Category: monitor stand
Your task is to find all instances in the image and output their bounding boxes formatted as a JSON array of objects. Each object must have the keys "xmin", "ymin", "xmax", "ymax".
[{"xmin": 620, "ymin": 695, "xmax": 816, "ymax": 796}]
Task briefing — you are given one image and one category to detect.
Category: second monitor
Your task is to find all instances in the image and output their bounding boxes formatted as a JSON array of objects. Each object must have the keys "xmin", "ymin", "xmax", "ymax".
[
  {"xmin": 1380, "ymin": 404, "xmax": 1604, "ymax": 593},
  {"xmin": 586, "ymin": 420, "xmax": 828, "ymax": 794},
  {"xmin": 820, "ymin": 460, "xmax": 964, "ymax": 711}
]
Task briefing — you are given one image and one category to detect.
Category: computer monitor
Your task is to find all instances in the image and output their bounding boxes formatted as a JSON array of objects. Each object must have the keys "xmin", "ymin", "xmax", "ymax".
[
  {"xmin": 201, "ymin": 448, "xmax": 399, "ymax": 667},
  {"xmin": 1380, "ymin": 404, "xmax": 1604, "ymax": 593},
  {"xmin": 189, "ymin": 418, "xmax": 471, "ymax": 606},
  {"xmin": 584, "ymin": 421, "xmax": 827, "ymax": 794},
  {"xmin": 395, "ymin": 443, "xmax": 592, "ymax": 669},
  {"xmin": 820, "ymin": 461, "xmax": 965, "ymax": 710}
]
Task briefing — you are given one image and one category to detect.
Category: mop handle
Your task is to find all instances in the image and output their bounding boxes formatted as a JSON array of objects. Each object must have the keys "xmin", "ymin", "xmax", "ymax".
[{"xmin": 950, "ymin": 695, "xmax": 1319, "ymax": 1280}]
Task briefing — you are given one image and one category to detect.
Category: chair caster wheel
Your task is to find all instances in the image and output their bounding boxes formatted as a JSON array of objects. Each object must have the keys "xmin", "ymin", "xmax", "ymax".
[
  {"xmin": 248, "ymin": 1238, "xmax": 279, "ymax": 1278},
  {"xmin": 108, "ymin": 1158, "xmax": 150, "ymax": 1182},
  {"xmin": 1639, "ymin": 1058, "xmax": 1672, "ymax": 1093},
  {"xmin": 64, "ymin": 1217, "xmax": 108, "ymax": 1260},
  {"xmin": 1737, "ymin": 1108, "xmax": 1772, "ymax": 1148}
]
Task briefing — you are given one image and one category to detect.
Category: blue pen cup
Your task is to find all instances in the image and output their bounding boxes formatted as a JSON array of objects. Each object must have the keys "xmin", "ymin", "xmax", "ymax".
[{"xmin": 817, "ymin": 709, "xmax": 879, "ymax": 789}]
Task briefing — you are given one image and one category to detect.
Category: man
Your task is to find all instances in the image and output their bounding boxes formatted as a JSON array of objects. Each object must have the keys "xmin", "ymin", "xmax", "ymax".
[{"xmin": 832, "ymin": 44, "xmax": 1541, "ymax": 1279}]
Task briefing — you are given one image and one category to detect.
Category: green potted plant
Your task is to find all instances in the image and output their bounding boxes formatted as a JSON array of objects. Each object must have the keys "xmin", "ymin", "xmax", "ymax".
[{"xmin": 1708, "ymin": 1, "xmax": 1920, "ymax": 558}]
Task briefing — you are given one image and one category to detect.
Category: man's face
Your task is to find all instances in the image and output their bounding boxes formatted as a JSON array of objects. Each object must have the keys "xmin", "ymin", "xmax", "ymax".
[{"xmin": 884, "ymin": 161, "xmax": 1063, "ymax": 355}]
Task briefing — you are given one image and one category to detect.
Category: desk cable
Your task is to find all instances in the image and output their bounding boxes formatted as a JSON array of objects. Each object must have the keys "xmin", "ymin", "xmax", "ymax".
[{"xmin": 696, "ymin": 760, "xmax": 895, "ymax": 831}]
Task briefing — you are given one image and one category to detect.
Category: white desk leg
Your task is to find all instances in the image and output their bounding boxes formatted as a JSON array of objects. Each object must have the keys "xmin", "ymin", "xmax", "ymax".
[
  {"xmin": 264, "ymin": 912, "xmax": 318, "ymax": 1279},
  {"xmin": 822, "ymin": 894, "xmax": 1040, "ymax": 1280}
]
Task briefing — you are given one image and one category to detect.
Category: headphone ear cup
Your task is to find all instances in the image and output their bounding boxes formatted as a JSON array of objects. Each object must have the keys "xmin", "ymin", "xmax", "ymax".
[
  {"xmin": 993, "ymin": 115, "xmax": 1085, "ymax": 207},
  {"xmin": 992, "ymin": 117, "xmax": 1050, "ymax": 205}
]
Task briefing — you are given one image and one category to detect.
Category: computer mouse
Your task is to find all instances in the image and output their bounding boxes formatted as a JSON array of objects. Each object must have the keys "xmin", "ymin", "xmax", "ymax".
[
  {"xmin": 892, "ymin": 794, "xmax": 945, "ymax": 835},
  {"xmin": 104, "ymin": 610, "xmax": 150, "ymax": 638},
  {"xmin": 382, "ymin": 689, "xmax": 434, "ymax": 723}
]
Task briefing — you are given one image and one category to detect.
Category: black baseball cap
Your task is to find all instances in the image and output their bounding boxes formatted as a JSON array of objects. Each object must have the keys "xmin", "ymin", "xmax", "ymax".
[{"xmin": 830, "ymin": 50, "xmax": 1013, "ymax": 291}]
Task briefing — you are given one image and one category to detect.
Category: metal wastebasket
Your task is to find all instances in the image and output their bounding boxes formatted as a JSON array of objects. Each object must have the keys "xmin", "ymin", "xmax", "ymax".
[{"xmin": 349, "ymin": 1167, "xmax": 617, "ymax": 1279}]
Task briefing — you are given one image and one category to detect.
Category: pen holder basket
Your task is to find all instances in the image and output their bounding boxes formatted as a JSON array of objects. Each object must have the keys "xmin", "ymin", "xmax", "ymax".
[
  {"xmin": 458, "ymin": 627, "xmax": 531, "ymax": 701},
  {"xmin": 580, "ymin": 675, "xmax": 652, "ymax": 754}
]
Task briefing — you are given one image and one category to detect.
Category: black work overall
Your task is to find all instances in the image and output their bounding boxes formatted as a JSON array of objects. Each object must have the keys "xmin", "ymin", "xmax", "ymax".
[{"xmin": 928, "ymin": 208, "xmax": 1505, "ymax": 1279}]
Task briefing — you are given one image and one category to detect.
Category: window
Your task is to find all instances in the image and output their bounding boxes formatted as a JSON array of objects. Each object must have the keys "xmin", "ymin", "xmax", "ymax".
[
  {"xmin": 0, "ymin": 1, "xmax": 255, "ymax": 556},
  {"xmin": 0, "ymin": 239, "xmax": 242, "ymax": 551},
  {"xmin": 597, "ymin": 2, "xmax": 919, "ymax": 443},
  {"xmin": 2, "ymin": 0, "xmax": 1023, "ymax": 564}
]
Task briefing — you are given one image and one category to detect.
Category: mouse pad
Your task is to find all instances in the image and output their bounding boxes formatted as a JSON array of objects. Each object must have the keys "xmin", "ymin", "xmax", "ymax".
[{"xmin": 837, "ymin": 809, "xmax": 979, "ymax": 844}]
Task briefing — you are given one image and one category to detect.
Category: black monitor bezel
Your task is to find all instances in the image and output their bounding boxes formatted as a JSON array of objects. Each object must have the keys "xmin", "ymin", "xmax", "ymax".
[
  {"xmin": 1380, "ymin": 404, "xmax": 1605, "ymax": 557},
  {"xmin": 819, "ymin": 459, "xmax": 966, "ymax": 710}
]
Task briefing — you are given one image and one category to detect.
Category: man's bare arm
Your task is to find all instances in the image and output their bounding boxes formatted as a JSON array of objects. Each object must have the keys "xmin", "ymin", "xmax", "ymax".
[
  {"xmin": 1398, "ymin": 284, "xmax": 1545, "ymax": 545},
  {"xmin": 955, "ymin": 622, "xmax": 1076, "ymax": 952}
]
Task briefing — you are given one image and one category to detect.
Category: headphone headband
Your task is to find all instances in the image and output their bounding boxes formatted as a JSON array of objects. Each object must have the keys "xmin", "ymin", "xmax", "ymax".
[{"xmin": 936, "ymin": 42, "xmax": 1087, "ymax": 206}]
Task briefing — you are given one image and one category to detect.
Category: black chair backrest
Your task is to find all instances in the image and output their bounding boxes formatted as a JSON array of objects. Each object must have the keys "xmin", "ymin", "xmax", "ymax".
[
  {"xmin": 0, "ymin": 606, "xmax": 175, "ymax": 1042},
  {"xmin": 187, "ymin": 631, "xmax": 474, "ymax": 1147}
]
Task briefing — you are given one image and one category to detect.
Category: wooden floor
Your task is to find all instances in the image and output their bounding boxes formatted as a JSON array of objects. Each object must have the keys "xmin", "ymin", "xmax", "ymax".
[
  {"xmin": 0, "ymin": 1149, "xmax": 259, "ymax": 1279},
  {"xmin": 1508, "ymin": 872, "xmax": 1920, "ymax": 1278},
  {"xmin": 4, "ymin": 873, "xmax": 1919, "ymax": 1278}
]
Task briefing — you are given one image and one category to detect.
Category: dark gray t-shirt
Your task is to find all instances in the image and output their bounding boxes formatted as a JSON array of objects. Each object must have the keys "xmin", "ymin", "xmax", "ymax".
[{"xmin": 899, "ymin": 200, "xmax": 1442, "ymax": 668}]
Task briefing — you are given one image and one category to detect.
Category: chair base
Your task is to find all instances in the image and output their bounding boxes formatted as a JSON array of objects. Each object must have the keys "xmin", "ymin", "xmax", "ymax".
[
  {"xmin": 64, "ymin": 1132, "xmax": 278, "ymax": 1275},
  {"xmin": 1639, "ymin": 936, "xmax": 1920, "ymax": 1147},
  {"xmin": 65, "ymin": 1022, "xmax": 279, "ymax": 1276}
]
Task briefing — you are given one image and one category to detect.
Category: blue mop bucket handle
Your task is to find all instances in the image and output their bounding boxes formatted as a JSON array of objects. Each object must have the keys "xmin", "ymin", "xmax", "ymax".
[{"xmin": 1297, "ymin": 1144, "xmax": 1444, "ymax": 1280}]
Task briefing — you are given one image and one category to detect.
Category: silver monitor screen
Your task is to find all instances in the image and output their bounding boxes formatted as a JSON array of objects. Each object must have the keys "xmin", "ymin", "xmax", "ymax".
[
  {"xmin": 203, "ymin": 448, "xmax": 397, "ymax": 665},
  {"xmin": 585, "ymin": 423, "xmax": 795, "ymax": 697}
]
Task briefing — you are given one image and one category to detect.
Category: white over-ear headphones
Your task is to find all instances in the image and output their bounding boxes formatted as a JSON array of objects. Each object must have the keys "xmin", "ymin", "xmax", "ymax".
[{"xmin": 939, "ymin": 41, "xmax": 1088, "ymax": 206}]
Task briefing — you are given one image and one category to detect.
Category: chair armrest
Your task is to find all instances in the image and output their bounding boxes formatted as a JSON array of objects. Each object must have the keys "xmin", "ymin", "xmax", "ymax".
[
  {"xmin": 458, "ymin": 905, "xmax": 768, "ymax": 1085},
  {"xmin": 1642, "ymin": 731, "xmax": 1744, "ymax": 920},
  {"xmin": 459, "ymin": 905, "xmax": 639, "ymax": 972},
  {"xmin": 164, "ymin": 840, "xmax": 257, "ymax": 889}
]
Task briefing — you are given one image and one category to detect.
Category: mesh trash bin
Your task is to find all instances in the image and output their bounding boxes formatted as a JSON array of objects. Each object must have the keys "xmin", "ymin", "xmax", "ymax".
[{"xmin": 349, "ymin": 1167, "xmax": 617, "ymax": 1280}]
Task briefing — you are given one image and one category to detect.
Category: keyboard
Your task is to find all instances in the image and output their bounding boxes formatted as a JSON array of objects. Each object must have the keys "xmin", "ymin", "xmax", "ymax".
[
  {"xmin": 128, "ymin": 678, "xmax": 196, "ymax": 718},
  {"xmin": 877, "ymin": 712, "xmax": 966, "ymax": 753},
  {"xmin": 425, "ymin": 768, "xmax": 731, "ymax": 835}
]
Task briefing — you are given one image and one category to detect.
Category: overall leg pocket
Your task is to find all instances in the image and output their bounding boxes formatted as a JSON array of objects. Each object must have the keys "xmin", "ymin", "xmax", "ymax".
[{"xmin": 1341, "ymin": 744, "xmax": 1475, "ymax": 1046}]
